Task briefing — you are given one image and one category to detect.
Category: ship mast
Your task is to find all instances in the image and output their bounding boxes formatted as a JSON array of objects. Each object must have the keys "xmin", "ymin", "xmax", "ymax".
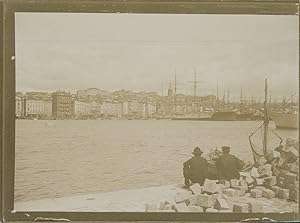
[{"xmin": 263, "ymin": 78, "xmax": 269, "ymax": 155}]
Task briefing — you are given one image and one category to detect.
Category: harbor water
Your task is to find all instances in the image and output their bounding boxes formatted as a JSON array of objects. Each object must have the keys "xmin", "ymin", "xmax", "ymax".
[{"xmin": 15, "ymin": 119, "xmax": 298, "ymax": 202}]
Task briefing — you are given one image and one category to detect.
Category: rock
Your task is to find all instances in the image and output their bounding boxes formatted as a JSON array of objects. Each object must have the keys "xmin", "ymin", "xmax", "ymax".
[
  {"xmin": 254, "ymin": 186, "xmax": 266, "ymax": 190},
  {"xmin": 174, "ymin": 202, "xmax": 189, "ymax": 212},
  {"xmin": 219, "ymin": 180, "xmax": 230, "ymax": 189},
  {"xmin": 189, "ymin": 183, "xmax": 203, "ymax": 195},
  {"xmin": 214, "ymin": 198, "xmax": 229, "ymax": 210},
  {"xmin": 206, "ymin": 208, "xmax": 219, "ymax": 213},
  {"xmin": 203, "ymin": 179, "xmax": 219, "ymax": 194},
  {"xmin": 239, "ymin": 180, "xmax": 248, "ymax": 187},
  {"xmin": 258, "ymin": 164, "xmax": 272, "ymax": 177},
  {"xmin": 289, "ymin": 187, "xmax": 299, "ymax": 202},
  {"xmin": 230, "ymin": 179, "xmax": 239, "ymax": 188},
  {"xmin": 238, "ymin": 186, "xmax": 248, "ymax": 196},
  {"xmin": 240, "ymin": 171, "xmax": 252, "ymax": 178},
  {"xmin": 250, "ymin": 189, "xmax": 262, "ymax": 198},
  {"xmin": 223, "ymin": 188, "xmax": 240, "ymax": 197},
  {"xmin": 255, "ymin": 178, "xmax": 265, "ymax": 186},
  {"xmin": 188, "ymin": 205, "xmax": 203, "ymax": 212},
  {"xmin": 283, "ymin": 172, "xmax": 297, "ymax": 187},
  {"xmin": 188, "ymin": 195, "xmax": 199, "ymax": 206},
  {"xmin": 257, "ymin": 157, "xmax": 267, "ymax": 166},
  {"xmin": 288, "ymin": 163, "xmax": 299, "ymax": 174},
  {"xmin": 233, "ymin": 203, "xmax": 249, "ymax": 213},
  {"xmin": 175, "ymin": 191, "xmax": 192, "ymax": 203},
  {"xmin": 197, "ymin": 194, "xmax": 214, "ymax": 208},
  {"xmin": 277, "ymin": 176, "xmax": 286, "ymax": 188},
  {"xmin": 247, "ymin": 201, "xmax": 263, "ymax": 213},
  {"xmin": 263, "ymin": 176, "xmax": 277, "ymax": 188},
  {"xmin": 262, "ymin": 188, "xmax": 275, "ymax": 199},
  {"xmin": 271, "ymin": 185, "xmax": 281, "ymax": 196},
  {"xmin": 278, "ymin": 188, "xmax": 289, "ymax": 200},
  {"xmin": 245, "ymin": 176, "xmax": 255, "ymax": 185},
  {"xmin": 250, "ymin": 167, "xmax": 260, "ymax": 178}
]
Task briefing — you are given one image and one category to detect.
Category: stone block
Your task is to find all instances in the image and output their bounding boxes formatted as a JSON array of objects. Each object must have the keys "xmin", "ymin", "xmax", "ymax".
[
  {"xmin": 203, "ymin": 179, "xmax": 219, "ymax": 194},
  {"xmin": 277, "ymin": 176, "xmax": 286, "ymax": 188},
  {"xmin": 174, "ymin": 202, "xmax": 189, "ymax": 212},
  {"xmin": 239, "ymin": 180, "xmax": 248, "ymax": 187},
  {"xmin": 283, "ymin": 172, "xmax": 297, "ymax": 186},
  {"xmin": 230, "ymin": 179, "xmax": 239, "ymax": 188},
  {"xmin": 245, "ymin": 176, "xmax": 255, "ymax": 185},
  {"xmin": 289, "ymin": 187, "xmax": 299, "ymax": 202},
  {"xmin": 233, "ymin": 203, "xmax": 249, "ymax": 213},
  {"xmin": 188, "ymin": 194, "xmax": 198, "ymax": 206},
  {"xmin": 278, "ymin": 188, "xmax": 289, "ymax": 200},
  {"xmin": 257, "ymin": 157, "xmax": 267, "ymax": 166},
  {"xmin": 223, "ymin": 188, "xmax": 240, "ymax": 197},
  {"xmin": 288, "ymin": 163, "xmax": 299, "ymax": 174},
  {"xmin": 255, "ymin": 178, "xmax": 264, "ymax": 186},
  {"xmin": 254, "ymin": 186, "xmax": 266, "ymax": 190},
  {"xmin": 175, "ymin": 191, "xmax": 193, "ymax": 203},
  {"xmin": 263, "ymin": 176, "xmax": 277, "ymax": 188},
  {"xmin": 238, "ymin": 186, "xmax": 248, "ymax": 196},
  {"xmin": 258, "ymin": 164, "xmax": 272, "ymax": 176},
  {"xmin": 250, "ymin": 167, "xmax": 260, "ymax": 178},
  {"xmin": 189, "ymin": 183, "xmax": 203, "ymax": 195},
  {"xmin": 188, "ymin": 205, "xmax": 203, "ymax": 212},
  {"xmin": 197, "ymin": 194, "xmax": 214, "ymax": 208},
  {"xmin": 262, "ymin": 189, "xmax": 275, "ymax": 199},
  {"xmin": 247, "ymin": 201, "xmax": 263, "ymax": 213},
  {"xmin": 250, "ymin": 189, "xmax": 262, "ymax": 198},
  {"xmin": 271, "ymin": 185, "xmax": 281, "ymax": 196},
  {"xmin": 214, "ymin": 198, "xmax": 229, "ymax": 210},
  {"xmin": 206, "ymin": 208, "xmax": 219, "ymax": 213},
  {"xmin": 219, "ymin": 180, "xmax": 230, "ymax": 189}
]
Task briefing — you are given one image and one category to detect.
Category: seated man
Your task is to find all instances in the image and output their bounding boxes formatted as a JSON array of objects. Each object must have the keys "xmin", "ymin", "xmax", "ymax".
[
  {"xmin": 216, "ymin": 146, "xmax": 244, "ymax": 180},
  {"xmin": 183, "ymin": 147, "xmax": 208, "ymax": 187}
]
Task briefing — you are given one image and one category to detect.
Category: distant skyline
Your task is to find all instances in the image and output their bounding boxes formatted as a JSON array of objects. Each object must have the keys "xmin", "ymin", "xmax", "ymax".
[{"xmin": 15, "ymin": 13, "xmax": 298, "ymax": 101}]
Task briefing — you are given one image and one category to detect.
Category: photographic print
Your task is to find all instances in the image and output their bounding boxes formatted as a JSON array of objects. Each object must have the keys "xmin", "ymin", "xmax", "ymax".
[{"xmin": 14, "ymin": 13, "xmax": 299, "ymax": 213}]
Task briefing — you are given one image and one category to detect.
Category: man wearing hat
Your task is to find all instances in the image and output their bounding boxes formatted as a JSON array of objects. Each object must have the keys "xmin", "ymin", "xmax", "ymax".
[
  {"xmin": 216, "ymin": 146, "xmax": 244, "ymax": 180},
  {"xmin": 183, "ymin": 147, "xmax": 208, "ymax": 187}
]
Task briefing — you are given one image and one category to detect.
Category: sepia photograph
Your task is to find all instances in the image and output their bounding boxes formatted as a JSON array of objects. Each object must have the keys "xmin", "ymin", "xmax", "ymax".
[{"xmin": 13, "ymin": 12, "xmax": 299, "ymax": 214}]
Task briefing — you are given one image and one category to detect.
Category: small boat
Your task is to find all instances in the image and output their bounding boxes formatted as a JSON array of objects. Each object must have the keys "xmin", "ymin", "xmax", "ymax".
[
  {"xmin": 269, "ymin": 112, "xmax": 299, "ymax": 129},
  {"xmin": 211, "ymin": 111, "xmax": 237, "ymax": 121}
]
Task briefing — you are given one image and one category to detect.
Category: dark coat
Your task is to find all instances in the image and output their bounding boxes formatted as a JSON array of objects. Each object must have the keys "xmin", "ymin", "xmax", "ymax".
[
  {"xmin": 183, "ymin": 156, "xmax": 208, "ymax": 185},
  {"xmin": 216, "ymin": 154, "xmax": 244, "ymax": 180}
]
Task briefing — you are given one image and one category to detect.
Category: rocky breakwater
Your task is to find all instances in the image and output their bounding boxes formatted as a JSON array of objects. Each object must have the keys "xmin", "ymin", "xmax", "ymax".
[{"xmin": 145, "ymin": 139, "xmax": 299, "ymax": 213}]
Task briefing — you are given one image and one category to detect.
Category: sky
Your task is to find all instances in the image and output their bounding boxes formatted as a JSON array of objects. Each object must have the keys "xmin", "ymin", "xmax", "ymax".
[{"xmin": 15, "ymin": 13, "xmax": 298, "ymax": 101}]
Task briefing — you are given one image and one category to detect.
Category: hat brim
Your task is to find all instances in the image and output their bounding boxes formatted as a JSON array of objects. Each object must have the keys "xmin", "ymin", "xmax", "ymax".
[{"xmin": 192, "ymin": 151, "xmax": 203, "ymax": 154}]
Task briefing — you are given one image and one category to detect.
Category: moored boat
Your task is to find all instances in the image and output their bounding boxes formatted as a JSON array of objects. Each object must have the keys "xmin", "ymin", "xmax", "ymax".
[{"xmin": 269, "ymin": 112, "xmax": 299, "ymax": 129}]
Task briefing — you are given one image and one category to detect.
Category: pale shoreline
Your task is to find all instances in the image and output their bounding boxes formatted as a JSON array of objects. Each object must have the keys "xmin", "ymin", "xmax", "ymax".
[
  {"xmin": 14, "ymin": 184, "xmax": 298, "ymax": 213},
  {"xmin": 14, "ymin": 184, "xmax": 185, "ymax": 212}
]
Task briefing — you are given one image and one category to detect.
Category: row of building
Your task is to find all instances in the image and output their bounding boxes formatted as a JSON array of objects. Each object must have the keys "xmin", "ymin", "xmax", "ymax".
[{"xmin": 16, "ymin": 91, "xmax": 157, "ymax": 119}]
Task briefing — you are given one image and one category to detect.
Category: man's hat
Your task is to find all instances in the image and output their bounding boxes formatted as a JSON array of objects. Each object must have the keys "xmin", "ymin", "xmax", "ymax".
[
  {"xmin": 221, "ymin": 146, "xmax": 230, "ymax": 151},
  {"xmin": 192, "ymin": 147, "xmax": 203, "ymax": 155}
]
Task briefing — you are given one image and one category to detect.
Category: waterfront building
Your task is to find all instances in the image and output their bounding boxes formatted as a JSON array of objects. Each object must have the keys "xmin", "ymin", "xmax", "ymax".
[
  {"xmin": 102, "ymin": 102, "xmax": 117, "ymax": 117},
  {"xmin": 73, "ymin": 101, "xmax": 91, "ymax": 116},
  {"xmin": 128, "ymin": 100, "xmax": 146, "ymax": 118},
  {"xmin": 52, "ymin": 91, "xmax": 73, "ymax": 119},
  {"xmin": 15, "ymin": 96, "xmax": 23, "ymax": 117},
  {"xmin": 90, "ymin": 101, "xmax": 102, "ymax": 116},
  {"xmin": 24, "ymin": 99, "xmax": 45, "ymax": 116}
]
